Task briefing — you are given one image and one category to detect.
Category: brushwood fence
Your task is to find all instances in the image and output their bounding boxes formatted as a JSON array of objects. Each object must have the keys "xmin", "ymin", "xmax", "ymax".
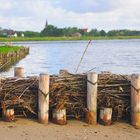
[
  {"xmin": 0, "ymin": 47, "xmax": 29, "ymax": 71},
  {"xmin": 0, "ymin": 68, "xmax": 140, "ymax": 128}
]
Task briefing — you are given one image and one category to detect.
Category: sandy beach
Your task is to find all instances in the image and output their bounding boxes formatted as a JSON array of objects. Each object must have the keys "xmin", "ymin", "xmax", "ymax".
[{"xmin": 0, "ymin": 119, "xmax": 139, "ymax": 140}]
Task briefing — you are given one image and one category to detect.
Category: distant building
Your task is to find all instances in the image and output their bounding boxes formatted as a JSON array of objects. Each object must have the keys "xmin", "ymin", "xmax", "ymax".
[
  {"xmin": 45, "ymin": 19, "xmax": 48, "ymax": 29},
  {"xmin": 0, "ymin": 29, "xmax": 17, "ymax": 37},
  {"xmin": 82, "ymin": 28, "xmax": 88, "ymax": 33},
  {"xmin": 21, "ymin": 33, "xmax": 24, "ymax": 37},
  {"xmin": 72, "ymin": 32, "xmax": 82, "ymax": 37},
  {"xmin": 13, "ymin": 33, "xmax": 17, "ymax": 37}
]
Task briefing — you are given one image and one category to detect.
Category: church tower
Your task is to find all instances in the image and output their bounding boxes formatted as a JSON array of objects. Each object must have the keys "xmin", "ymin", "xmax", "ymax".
[{"xmin": 45, "ymin": 20, "xmax": 48, "ymax": 29}]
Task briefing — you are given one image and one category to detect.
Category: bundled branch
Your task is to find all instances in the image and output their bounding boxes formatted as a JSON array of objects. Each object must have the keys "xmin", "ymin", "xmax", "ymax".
[
  {"xmin": 0, "ymin": 73, "xmax": 131, "ymax": 121},
  {"xmin": 50, "ymin": 74, "xmax": 87, "ymax": 119},
  {"xmin": 0, "ymin": 74, "xmax": 87, "ymax": 119},
  {"xmin": 98, "ymin": 73, "xmax": 131, "ymax": 121},
  {"xmin": 0, "ymin": 77, "xmax": 38, "ymax": 118}
]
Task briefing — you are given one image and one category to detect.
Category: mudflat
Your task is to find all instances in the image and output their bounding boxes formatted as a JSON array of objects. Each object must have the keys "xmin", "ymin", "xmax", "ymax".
[{"xmin": 0, "ymin": 119, "xmax": 139, "ymax": 140}]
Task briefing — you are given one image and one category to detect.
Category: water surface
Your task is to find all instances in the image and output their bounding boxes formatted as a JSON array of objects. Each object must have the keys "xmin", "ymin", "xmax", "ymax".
[{"xmin": 1, "ymin": 39, "xmax": 140, "ymax": 77}]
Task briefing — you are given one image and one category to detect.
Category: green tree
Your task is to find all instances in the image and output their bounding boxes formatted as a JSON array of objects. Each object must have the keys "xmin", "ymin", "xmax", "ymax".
[
  {"xmin": 107, "ymin": 30, "xmax": 117, "ymax": 36},
  {"xmin": 100, "ymin": 30, "xmax": 106, "ymax": 36},
  {"xmin": 23, "ymin": 31, "xmax": 40, "ymax": 37},
  {"xmin": 41, "ymin": 25, "xmax": 63, "ymax": 37},
  {"xmin": 88, "ymin": 29, "xmax": 100, "ymax": 36}
]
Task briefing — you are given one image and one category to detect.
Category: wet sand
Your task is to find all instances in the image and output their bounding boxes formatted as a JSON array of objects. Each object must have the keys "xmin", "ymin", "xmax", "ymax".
[{"xmin": 0, "ymin": 119, "xmax": 139, "ymax": 140}]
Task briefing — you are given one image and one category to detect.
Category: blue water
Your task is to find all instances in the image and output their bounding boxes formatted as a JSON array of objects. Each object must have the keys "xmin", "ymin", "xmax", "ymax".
[{"xmin": 1, "ymin": 39, "xmax": 140, "ymax": 77}]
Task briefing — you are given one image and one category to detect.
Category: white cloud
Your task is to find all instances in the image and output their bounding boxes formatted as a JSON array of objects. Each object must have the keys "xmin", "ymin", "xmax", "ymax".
[
  {"xmin": 0, "ymin": 0, "xmax": 139, "ymax": 31},
  {"xmin": 51, "ymin": 0, "xmax": 121, "ymax": 13},
  {"xmin": 0, "ymin": 0, "xmax": 13, "ymax": 10}
]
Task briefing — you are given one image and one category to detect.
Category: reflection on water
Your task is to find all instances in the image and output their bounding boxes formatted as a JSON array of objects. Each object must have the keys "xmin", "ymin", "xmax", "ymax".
[{"xmin": 1, "ymin": 39, "xmax": 140, "ymax": 77}]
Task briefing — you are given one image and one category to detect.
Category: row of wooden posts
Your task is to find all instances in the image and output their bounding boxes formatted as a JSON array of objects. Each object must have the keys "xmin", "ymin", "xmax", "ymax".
[
  {"xmin": 0, "ymin": 47, "xmax": 29, "ymax": 72},
  {"xmin": 3, "ymin": 67, "xmax": 140, "ymax": 128}
]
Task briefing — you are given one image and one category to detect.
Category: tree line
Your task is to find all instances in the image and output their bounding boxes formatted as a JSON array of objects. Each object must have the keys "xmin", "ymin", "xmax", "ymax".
[
  {"xmin": 1, "ymin": 25, "xmax": 140, "ymax": 37},
  {"xmin": 24, "ymin": 25, "xmax": 140, "ymax": 37}
]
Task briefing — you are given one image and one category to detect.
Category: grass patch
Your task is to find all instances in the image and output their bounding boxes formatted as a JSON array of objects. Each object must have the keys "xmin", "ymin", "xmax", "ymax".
[
  {"xmin": 0, "ymin": 46, "xmax": 20, "ymax": 54},
  {"xmin": 0, "ymin": 36, "xmax": 140, "ymax": 42}
]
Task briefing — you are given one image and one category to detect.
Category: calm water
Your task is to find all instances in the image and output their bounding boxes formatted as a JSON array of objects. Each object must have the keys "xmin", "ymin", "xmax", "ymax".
[{"xmin": 1, "ymin": 39, "xmax": 140, "ymax": 77}]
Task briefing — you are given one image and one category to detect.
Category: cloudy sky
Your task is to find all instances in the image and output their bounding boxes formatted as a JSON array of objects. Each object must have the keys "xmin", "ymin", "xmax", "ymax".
[{"xmin": 0, "ymin": 0, "xmax": 140, "ymax": 31}]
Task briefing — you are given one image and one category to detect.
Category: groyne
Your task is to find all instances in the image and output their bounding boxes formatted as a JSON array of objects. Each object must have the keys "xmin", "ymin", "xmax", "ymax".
[
  {"xmin": 0, "ymin": 47, "xmax": 29, "ymax": 71},
  {"xmin": 0, "ymin": 68, "xmax": 140, "ymax": 128}
]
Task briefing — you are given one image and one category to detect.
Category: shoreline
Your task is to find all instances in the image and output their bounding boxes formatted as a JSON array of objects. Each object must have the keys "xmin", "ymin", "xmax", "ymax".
[{"xmin": 0, "ymin": 36, "xmax": 140, "ymax": 42}]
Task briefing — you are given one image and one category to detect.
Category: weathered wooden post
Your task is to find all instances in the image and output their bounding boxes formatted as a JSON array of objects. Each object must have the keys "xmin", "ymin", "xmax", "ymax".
[
  {"xmin": 4, "ymin": 109, "xmax": 15, "ymax": 122},
  {"xmin": 14, "ymin": 67, "xmax": 24, "ymax": 77},
  {"xmin": 1, "ymin": 102, "xmax": 15, "ymax": 122},
  {"xmin": 86, "ymin": 72, "xmax": 98, "ymax": 124},
  {"xmin": 38, "ymin": 73, "xmax": 49, "ymax": 124},
  {"xmin": 131, "ymin": 74, "xmax": 140, "ymax": 128},
  {"xmin": 53, "ymin": 109, "xmax": 67, "ymax": 125},
  {"xmin": 0, "ymin": 76, "xmax": 1, "ymax": 89},
  {"xmin": 59, "ymin": 69, "xmax": 69, "ymax": 76},
  {"xmin": 99, "ymin": 107, "xmax": 112, "ymax": 125}
]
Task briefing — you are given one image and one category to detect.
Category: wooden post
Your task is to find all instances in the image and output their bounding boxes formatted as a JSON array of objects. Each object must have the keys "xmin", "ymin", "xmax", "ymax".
[
  {"xmin": 52, "ymin": 109, "xmax": 67, "ymax": 125},
  {"xmin": 59, "ymin": 69, "xmax": 69, "ymax": 76},
  {"xmin": 131, "ymin": 74, "xmax": 140, "ymax": 128},
  {"xmin": 0, "ymin": 76, "xmax": 1, "ymax": 89},
  {"xmin": 38, "ymin": 73, "xmax": 49, "ymax": 124},
  {"xmin": 86, "ymin": 72, "xmax": 98, "ymax": 124},
  {"xmin": 4, "ymin": 109, "xmax": 15, "ymax": 122},
  {"xmin": 1, "ymin": 102, "xmax": 15, "ymax": 122},
  {"xmin": 14, "ymin": 67, "xmax": 24, "ymax": 77},
  {"xmin": 99, "ymin": 107, "xmax": 112, "ymax": 125}
]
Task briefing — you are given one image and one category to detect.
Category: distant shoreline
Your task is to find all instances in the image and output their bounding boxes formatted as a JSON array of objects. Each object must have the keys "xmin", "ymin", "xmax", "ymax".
[{"xmin": 0, "ymin": 36, "xmax": 140, "ymax": 42}]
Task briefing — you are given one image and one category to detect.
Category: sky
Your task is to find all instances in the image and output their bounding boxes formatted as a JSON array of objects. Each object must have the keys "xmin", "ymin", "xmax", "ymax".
[{"xmin": 0, "ymin": 0, "xmax": 140, "ymax": 31}]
